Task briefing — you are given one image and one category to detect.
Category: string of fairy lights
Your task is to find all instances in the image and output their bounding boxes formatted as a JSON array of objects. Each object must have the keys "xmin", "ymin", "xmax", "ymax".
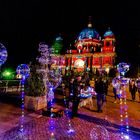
[
  {"xmin": 119, "ymin": 78, "xmax": 130, "ymax": 140},
  {"xmin": 117, "ymin": 62, "xmax": 130, "ymax": 139},
  {"xmin": 62, "ymin": 84, "xmax": 75, "ymax": 136},
  {"xmin": 48, "ymin": 86, "xmax": 56, "ymax": 140},
  {"xmin": 20, "ymin": 77, "xmax": 25, "ymax": 133},
  {"xmin": 46, "ymin": 71, "xmax": 62, "ymax": 139},
  {"xmin": 16, "ymin": 64, "xmax": 30, "ymax": 136}
]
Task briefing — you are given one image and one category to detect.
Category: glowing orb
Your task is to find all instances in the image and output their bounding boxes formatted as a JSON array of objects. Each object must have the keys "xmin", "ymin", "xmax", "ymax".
[
  {"xmin": 117, "ymin": 62, "xmax": 130, "ymax": 76},
  {"xmin": 0, "ymin": 43, "xmax": 8, "ymax": 66},
  {"xmin": 16, "ymin": 64, "xmax": 30, "ymax": 78},
  {"xmin": 74, "ymin": 59, "xmax": 85, "ymax": 68}
]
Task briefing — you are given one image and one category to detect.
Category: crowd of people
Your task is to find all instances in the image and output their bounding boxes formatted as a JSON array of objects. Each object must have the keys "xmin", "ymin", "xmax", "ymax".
[
  {"xmin": 64, "ymin": 74, "xmax": 108, "ymax": 118},
  {"xmin": 129, "ymin": 78, "xmax": 140, "ymax": 102},
  {"xmin": 63, "ymin": 73, "xmax": 140, "ymax": 119},
  {"xmin": 112, "ymin": 77, "xmax": 140, "ymax": 103}
]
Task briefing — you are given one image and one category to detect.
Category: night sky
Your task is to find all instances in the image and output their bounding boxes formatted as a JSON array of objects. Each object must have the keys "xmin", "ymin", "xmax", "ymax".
[{"xmin": 0, "ymin": 1, "xmax": 140, "ymax": 71}]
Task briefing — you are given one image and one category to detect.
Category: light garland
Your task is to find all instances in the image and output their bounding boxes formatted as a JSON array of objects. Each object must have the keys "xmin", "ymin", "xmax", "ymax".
[
  {"xmin": 48, "ymin": 110, "xmax": 56, "ymax": 140},
  {"xmin": 62, "ymin": 84, "xmax": 75, "ymax": 136},
  {"xmin": 119, "ymin": 81, "xmax": 130, "ymax": 140},
  {"xmin": 19, "ymin": 77, "xmax": 25, "ymax": 133},
  {"xmin": 16, "ymin": 64, "xmax": 30, "ymax": 138},
  {"xmin": 117, "ymin": 62, "xmax": 130, "ymax": 139},
  {"xmin": 16, "ymin": 76, "xmax": 27, "ymax": 139}
]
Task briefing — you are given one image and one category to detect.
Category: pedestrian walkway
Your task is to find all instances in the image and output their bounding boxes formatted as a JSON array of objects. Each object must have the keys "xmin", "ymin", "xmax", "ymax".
[{"xmin": 0, "ymin": 85, "xmax": 140, "ymax": 140}]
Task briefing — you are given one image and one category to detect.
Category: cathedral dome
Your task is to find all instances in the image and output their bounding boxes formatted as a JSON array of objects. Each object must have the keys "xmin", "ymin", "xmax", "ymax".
[
  {"xmin": 75, "ymin": 20, "xmax": 101, "ymax": 49},
  {"xmin": 77, "ymin": 27, "xmax": 101, "ymax": 41},
  {"xmin": 104, "ymin": 28, "xmax": 114, "ymax": 38}
]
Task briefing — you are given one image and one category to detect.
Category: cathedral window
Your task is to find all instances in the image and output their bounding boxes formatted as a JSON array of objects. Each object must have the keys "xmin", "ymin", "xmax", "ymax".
[{"xmin": 106, "ymin": 42, "xmax": 110, "ymax": 46}]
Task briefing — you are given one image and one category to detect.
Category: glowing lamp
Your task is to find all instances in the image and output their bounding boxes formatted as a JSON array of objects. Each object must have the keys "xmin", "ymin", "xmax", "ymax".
[
  {"xmin": 105, "ymin": 67, "xmax": 110, "ymax": 74},
  {"xmin": 4, "ymin": 71, "xmax": 11, "ymax": 76},
  {"xmin": 16, "ymin": 74, "xmax": 22, "ymax": 79},
  {"xmin": 2, "ymin": 69, "xmax": 15, "ymax": 79}
]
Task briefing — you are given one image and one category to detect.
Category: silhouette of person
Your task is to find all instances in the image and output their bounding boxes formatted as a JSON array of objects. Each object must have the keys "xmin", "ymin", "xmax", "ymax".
[
  {"xmin": 71, "ymin": 75, "xmax": 82, "ymax": 118},
  {"xmin": 95, "ymin": 77, "xmax": 106, "ymax": 112}
]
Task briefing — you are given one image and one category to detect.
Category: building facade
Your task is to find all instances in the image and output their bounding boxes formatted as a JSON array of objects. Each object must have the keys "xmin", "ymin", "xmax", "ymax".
[{"xmin": 51, "ymin": 21, "xmax": 116, "ymax": 75}]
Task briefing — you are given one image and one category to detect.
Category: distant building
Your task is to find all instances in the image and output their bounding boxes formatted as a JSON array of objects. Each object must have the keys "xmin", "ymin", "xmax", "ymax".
[{"xmin": 51, "ymin": 20, "xmax": 116, "ymax": 75}]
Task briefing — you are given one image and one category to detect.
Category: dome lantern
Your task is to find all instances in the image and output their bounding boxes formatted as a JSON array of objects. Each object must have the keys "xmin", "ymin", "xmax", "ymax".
[
  {"xmin": 88, "ymin": 16, "xmax": 92, "ymax": 28},
  {"xmin": 104, "ymin": 27, "xmax": 115, "ymax": 38}
]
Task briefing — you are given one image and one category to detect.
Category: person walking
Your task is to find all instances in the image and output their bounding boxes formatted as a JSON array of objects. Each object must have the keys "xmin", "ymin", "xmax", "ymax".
[
  {"xmin": 71, "ymin": 75, "xmax": 82, "ymax": 118},
  {"xmin": 129, "ymin": 79, "xmax": 137, "ymax": 101},
  {"xmin": 95, "ymin": 77, "xmax": 106, "ymax": 113},
  {"xmin": 136, "ymin": 78, "xmax": 140, "ymax": 102},
  {"xmin": 64, "ymin": 77, "xmax": 75, "ymax": 109}
]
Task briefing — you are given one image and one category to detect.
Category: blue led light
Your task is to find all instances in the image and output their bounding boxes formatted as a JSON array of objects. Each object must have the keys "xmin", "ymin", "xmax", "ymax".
[
  {"xmin": 0, "ymin": 43, "xmax": 8, "ymax": 66},
  {"xmin": 16, "ymin": 64, "xmax": 30, "ymax": 78},
  {"xmin": 78, "ymin": 28, "xmax": 101, "ymax": 40},
  {"xmin": 104, "ymin": 30, "xmax": 114, "ymax": 37}
]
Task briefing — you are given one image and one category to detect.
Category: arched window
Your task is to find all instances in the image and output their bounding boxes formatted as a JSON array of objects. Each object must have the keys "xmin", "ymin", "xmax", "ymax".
[{"xmin": 106, "ymin": 42, "xmax": 110, "ymax": 46}]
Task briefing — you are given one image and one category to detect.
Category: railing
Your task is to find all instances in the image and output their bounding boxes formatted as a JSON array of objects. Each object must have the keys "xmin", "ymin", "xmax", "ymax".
[{"xmin": 0, "ymin": 80, "xmax": 21, "ymax": 94}]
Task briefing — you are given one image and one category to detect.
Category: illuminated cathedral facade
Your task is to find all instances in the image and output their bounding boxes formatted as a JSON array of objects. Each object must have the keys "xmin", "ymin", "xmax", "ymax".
[{"xmin": 51, "ymin": 21, "xmax": 116, "ymax": 75}]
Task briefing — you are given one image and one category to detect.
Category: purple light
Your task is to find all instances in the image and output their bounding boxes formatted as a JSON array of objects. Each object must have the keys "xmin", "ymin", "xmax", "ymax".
[
  {"xmin": 0, "ymin": 43, "xmax": 8, "ymax": 66},
  {"xmin": 67, "ymin": 128, "xmax": 75, "ymax": 134},
  {"xmin": 124, "ymin": 134, "xmax": 130, "ymax": 140},
  {"xmin": 117, "ymin": 62, "xmax": 130, "ymax": 76},
  {"xmin": 16, "ymin": 64, "xmax": 30, "ymax": 79}
]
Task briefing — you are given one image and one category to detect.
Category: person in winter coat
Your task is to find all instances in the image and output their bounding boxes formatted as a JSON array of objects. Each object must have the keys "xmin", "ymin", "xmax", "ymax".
[
  {"xmin": 136, "ymin": 78, "xmax": 140, "ymax": 102},
  {"xmin": 71, "ymin": 75, "xmax": 82, "ymax": 118},
  {"xmin": 95, "ymin": 77, "xmax": 106, "ymax": 112},
  {"xmin": 129, "ymin": 80, "xmax": 137, "ymax": 101}
]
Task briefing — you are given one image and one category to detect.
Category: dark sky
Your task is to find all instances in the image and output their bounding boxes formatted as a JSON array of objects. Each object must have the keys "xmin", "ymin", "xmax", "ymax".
[{"xmin": 0, "ymin": 0, "xmax": 140, "ymax": 70}]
